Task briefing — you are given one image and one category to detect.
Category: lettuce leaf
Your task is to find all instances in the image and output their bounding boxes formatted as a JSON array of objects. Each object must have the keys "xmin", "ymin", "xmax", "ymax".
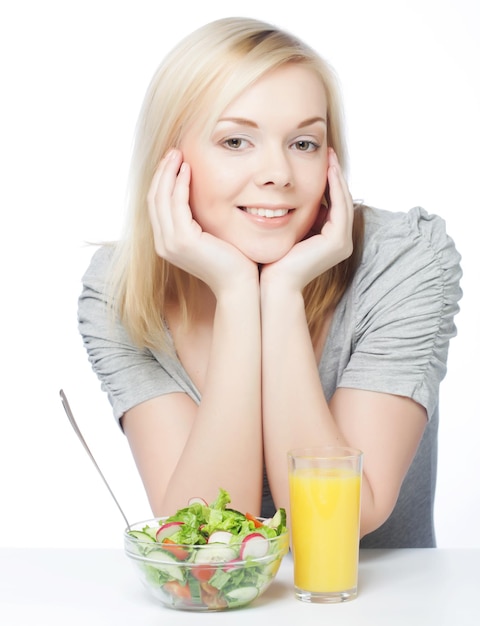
[{"xmin": 160, "ymin": 487, "xmax": 287, "ymax": 545}]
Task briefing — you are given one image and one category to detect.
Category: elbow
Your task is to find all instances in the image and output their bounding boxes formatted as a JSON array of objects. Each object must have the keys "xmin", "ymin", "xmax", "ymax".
[{"xmin": 359, "ymin": 493, "xmax": 398, "ymax": 539}]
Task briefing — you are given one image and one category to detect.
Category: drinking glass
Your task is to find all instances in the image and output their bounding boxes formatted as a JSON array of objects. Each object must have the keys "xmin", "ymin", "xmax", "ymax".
[{"xmin": 288, "ymin": 446, "xmax": 363, "ymax": 603}]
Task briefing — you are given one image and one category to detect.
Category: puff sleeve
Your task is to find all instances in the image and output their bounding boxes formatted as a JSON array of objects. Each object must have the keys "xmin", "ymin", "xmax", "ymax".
[
  {"xmin": 78, "ymin": 246, "xmax": 198, "ymax": 423},
  {"xmin": 338, "ymin": 207, "xmax": 462, "ymax": 419}
]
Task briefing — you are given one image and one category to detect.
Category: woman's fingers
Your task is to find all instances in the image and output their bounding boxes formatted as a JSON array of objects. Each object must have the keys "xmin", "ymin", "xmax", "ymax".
[
  {"xmin": 170, "ymin": 161, "xmax": 199, "ymax": 233},
  {"xmin": 147, "ymin": 149, "xmax": 199, "ymax": 259},
  {"xmin": 262, "ymin": 149, "xmax": 355, "ymax": 290},
  {"xmin": 148, "ymin": 149, "xmax": 183, "ymax": 245},
  {"xmin": 326, "ymin": 149, "xmax": 354, "ymax": 229},
  {"xmin": 146, "ymin": 149, "xmax": 257, "ymax": 293},
  {"xmin": 322, "ymin": 149, "xmax": 354, "ymax": 258}
]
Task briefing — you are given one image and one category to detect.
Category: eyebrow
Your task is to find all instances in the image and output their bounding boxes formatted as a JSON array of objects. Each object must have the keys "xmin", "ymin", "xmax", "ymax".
[{"xmin": 216, "ymin": 116, "xmax": 326, "ymax": 128}]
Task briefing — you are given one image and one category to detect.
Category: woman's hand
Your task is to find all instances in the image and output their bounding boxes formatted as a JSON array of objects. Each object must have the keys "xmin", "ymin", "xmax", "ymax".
[
  {"xmin": 148, "ymin": 149, "xmax": 258, "ymax": 295},
  {"xmin": 261, "ymin": 149, "xmax": 354, "ymax": 291},
  {"xmin": 142, "ymin": 149, "xmax": 263, "ymax": 516}
]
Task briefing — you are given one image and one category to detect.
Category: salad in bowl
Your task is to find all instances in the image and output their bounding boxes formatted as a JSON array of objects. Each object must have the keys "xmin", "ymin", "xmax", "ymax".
[{"xmin": 124, "ymin": 488, "xmax": 289, "ymax": 610}]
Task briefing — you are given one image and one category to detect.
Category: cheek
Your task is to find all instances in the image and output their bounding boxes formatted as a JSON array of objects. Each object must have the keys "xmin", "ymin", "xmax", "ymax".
[
  {"xmin": 187, "ymin": 170, "xmax": 235, "ymax": 235},
  {"xmin": 301, "ymin": 163, "xmax": 328, "ymax": 202},
  {"xmin": 311, "ymin": 204, "xmax": 329, "ymax": 233},
  {"xmin": 314, "ymin": 163, "xmax": 329, "ymax": 205},
  {"xmin": 315, "ymin": 159, "xmax": 329, "ymax": 193},
  {"xmin": 186, "ymin": 161, "xmax": 217, "ymax": 219},
  {"xmin": 188, "ymin": 162, "xmax": 242, "ymax": 218},
  {"xmin": 298, "ymin": 152, "xmax": 328, "ymax": 193},
  {"xmin": 298, "ymin": 166, "xmax": 328, "ymax": 234}
]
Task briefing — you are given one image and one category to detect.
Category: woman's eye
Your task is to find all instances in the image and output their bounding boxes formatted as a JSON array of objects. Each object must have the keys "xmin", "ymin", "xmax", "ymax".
[
  {"xmin": 292, "ymin": 140, "xmax": 319, "ymax": 152},
  {"xmin": 223, "ymin": 137, "xmax": 247, "ymax": 150}
]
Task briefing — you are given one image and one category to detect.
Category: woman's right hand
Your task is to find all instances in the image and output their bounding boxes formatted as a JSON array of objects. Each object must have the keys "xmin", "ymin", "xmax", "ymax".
[{"xmin": 148, "ymin": 149, "xmax": 258, "ymax": 295}]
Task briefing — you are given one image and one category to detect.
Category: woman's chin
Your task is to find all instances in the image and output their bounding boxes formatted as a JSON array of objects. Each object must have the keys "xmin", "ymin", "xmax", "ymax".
[{"xmin": 241, "ymin": 244, "xmax": 293, "ymax": 265}]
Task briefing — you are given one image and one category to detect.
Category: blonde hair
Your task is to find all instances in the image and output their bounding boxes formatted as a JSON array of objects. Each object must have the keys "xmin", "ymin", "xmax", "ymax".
[{"xmin": 110, "ymin": 17, "xmax": 364, "ymax": 349}]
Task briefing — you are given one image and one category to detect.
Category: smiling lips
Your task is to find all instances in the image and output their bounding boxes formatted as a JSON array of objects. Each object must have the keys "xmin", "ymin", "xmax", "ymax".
[{"xmin": 240, "ymin": 206, "xmax": 291, "ymax": 218}]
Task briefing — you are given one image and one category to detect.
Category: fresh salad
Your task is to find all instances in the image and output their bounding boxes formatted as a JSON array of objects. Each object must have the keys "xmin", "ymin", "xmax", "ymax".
[{"xmin": 125, "ymin": 488, "xmax": 288, "ymax": 610}]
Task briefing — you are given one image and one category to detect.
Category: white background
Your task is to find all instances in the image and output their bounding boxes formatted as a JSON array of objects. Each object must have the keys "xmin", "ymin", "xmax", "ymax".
[{"xmin": 1, "ymin": 0, "xmax": 478, "ymax": 549}]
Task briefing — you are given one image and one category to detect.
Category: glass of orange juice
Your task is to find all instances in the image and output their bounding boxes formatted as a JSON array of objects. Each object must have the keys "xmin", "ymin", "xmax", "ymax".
[{"xmin": 287, "ymin": 446, "xmax": 363, "ymax": 603}]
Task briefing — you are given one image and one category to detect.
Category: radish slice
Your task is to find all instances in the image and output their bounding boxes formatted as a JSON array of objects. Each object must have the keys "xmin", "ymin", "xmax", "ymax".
[
  {"xmin": 208, "ymin": 530, "xmax": 234, "ymax": 544},
  {"xmin": 188, "ymin": 496, "xmax": 208, "ymax": 506},
  {"xmin": 155, "ymin": 521, "xmax": 184, "ymax": 542},
  {"xmin": 239, "ymin": 532, "xmax": 269, "ymax": 558}
]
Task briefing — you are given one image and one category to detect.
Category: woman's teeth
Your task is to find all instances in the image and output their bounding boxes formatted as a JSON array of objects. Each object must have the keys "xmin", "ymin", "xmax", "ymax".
[{"xmin": 243, "ymin": 207, "xmax": 289, "ymax": 218}]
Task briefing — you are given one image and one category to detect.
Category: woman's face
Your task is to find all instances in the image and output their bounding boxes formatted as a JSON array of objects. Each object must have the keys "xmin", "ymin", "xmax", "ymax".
[{"xmin": 180, "ymin": 63, "xmax": 329, "ymax": 264}]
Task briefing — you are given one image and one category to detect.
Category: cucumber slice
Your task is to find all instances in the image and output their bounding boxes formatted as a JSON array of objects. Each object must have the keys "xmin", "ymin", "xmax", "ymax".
[
  {"xmin": 128, "ymin": 530, "xmax": 155, "ymax": 542},
  {"xmin": 142, "ymin": 526, "xmax": 159, "ymax": 541},
  {"xmin": 146, "ymin": 548, "xmax": 185, "ymax": 582},
  {"xmin": 194, "ymin": 545, "xmax": 237, "ymax": 564},
  {"xmin": 226, "ymin": 586, "xmax": 259, "ymax": 607},
  {"xmin": 265, "ymin": 508, "xmax": 287, "ymax": 530}
]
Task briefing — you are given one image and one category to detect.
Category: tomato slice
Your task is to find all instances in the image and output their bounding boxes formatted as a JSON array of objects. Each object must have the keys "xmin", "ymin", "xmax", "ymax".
[
  {"xmin": 246, "ymin": 512, "xmax": 263, "ymax": 528},
  {"xmin": 200, "ymin": 582, "xmax": 228, "ymax": 609},
  {"xmin": 191, "ymin": 564, "xmax": 216, "ymax": 582},
  {"xmin": 162, "ymin": 538, "xmax": 189, "ymax": 560},
  {"xmin": 163, "ymin": 580, "xmax": 192, "ymax": 600}
]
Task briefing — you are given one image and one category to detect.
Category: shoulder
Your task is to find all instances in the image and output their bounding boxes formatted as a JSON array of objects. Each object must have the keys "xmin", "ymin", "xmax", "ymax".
[
  {"xmin": 357, "ymin": 205, "xmax": 462, "ymax": 293},
  {"xmin": 81, "ymin": 244, "xmax": 116, "ymax": 289},
  {"xmin": 338, "ymin": 206, "xmax": 462, "ymax": 418},
  {"xmin": 362, "ymin": 205, "xmax": 460, "ymax": 257}
]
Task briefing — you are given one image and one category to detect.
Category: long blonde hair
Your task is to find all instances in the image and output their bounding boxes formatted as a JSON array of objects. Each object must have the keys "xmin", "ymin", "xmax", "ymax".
[{"xmin": 110, "ymin": 17, "xmax": 364, "ymax": 349}]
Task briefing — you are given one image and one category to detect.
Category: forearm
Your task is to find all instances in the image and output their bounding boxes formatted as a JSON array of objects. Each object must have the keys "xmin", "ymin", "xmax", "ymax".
[
  {"xmin": 261, "ymin": 284, "xmax": 395, "ymax": 537},
  {"xmin": 261, "ymin": 286, "xmax": 346, "ymax": 507},
  {"xmin": 164, "ymin": 281, "xmax": 263, "ymax": 514}
]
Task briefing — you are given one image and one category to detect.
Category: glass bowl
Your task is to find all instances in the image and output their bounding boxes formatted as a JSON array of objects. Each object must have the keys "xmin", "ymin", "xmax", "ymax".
[{"xmin": 124, "ymin": 517, "xmax": 289, "ymax": 610}]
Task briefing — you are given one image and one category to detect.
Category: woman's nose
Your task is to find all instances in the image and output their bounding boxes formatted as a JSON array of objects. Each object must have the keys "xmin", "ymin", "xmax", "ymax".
[{"xmin": 253, "ymin": 147, "xmax": 293, "ymax": 188}]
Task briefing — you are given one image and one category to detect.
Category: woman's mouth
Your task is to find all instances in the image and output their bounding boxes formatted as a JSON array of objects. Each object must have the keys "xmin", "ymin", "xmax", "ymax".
[{"xmin": 239, "ymin": 206, "xmax": 291, "ymax": 218}]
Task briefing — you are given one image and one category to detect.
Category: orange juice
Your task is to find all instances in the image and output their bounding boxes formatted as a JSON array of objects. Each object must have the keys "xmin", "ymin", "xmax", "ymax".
[{"xmin": 289, "ymin": 467, "xmax": 361, "ymax": 593}]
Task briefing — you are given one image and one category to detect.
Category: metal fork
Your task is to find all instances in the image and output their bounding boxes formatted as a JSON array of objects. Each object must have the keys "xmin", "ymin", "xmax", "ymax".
[{"xmin": 59, "ymin": 389, "xmax": 130, "ymax": 529}]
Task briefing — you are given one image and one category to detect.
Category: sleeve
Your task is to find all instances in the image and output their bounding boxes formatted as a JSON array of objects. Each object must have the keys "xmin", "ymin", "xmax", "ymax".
[
  {"xmin": 338, "ymin": 207, "xmax": 462, "ymax": 419},
  {"xmin": 77, "ymin": 246, "xmax": 190, "ymax": 423}
]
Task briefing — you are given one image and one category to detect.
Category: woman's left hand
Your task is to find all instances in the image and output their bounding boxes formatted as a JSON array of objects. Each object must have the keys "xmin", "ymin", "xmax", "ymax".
[{"xmin": 261, "ymin": 148, "xmax": 354, "ymax": 291}]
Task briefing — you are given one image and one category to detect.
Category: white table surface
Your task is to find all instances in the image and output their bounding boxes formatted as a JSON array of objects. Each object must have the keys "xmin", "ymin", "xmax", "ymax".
[{"xmin": 0, "ymin": 548, "xmax": 478, "ymax": 625}]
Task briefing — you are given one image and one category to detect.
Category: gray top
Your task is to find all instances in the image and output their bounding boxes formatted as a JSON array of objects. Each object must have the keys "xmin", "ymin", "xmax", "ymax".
[{"xmin": 78, "ymin": 206, "xmax": 462, "ymax": 548}]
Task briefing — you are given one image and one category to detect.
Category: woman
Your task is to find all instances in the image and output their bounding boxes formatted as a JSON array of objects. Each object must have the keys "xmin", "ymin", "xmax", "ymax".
[{"xmin": 78, "ymin": 17, "xmax": 462, "ymax": 547}]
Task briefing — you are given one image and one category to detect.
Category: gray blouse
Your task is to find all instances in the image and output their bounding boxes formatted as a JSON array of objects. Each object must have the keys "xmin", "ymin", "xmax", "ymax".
[{"xmin": 78, "ymin": 206, "xmax": 462, "ymax": 548}]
